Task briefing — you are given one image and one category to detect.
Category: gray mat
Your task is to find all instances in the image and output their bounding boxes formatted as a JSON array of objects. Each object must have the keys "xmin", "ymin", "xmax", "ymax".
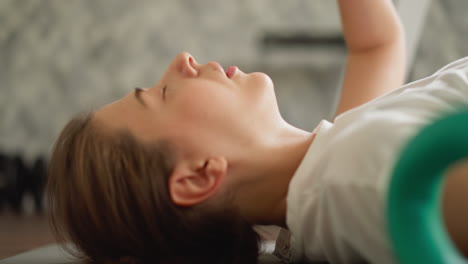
[
  {"xmin": 1, "ymin": 226, "xmax": 293, "ymax": 263},
  {"xmin": 0, "ymin": 244, "xmax": 286, "ymax": 264}
]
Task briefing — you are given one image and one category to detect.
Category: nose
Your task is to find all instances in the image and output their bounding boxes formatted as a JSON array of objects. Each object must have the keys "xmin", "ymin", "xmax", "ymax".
[{"xmin": 174, "ymin": 52, "xmax": 198, "ymax": 77}]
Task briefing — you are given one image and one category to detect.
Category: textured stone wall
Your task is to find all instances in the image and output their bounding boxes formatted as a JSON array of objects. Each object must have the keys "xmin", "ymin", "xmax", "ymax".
[
  {"xmin": 0, "ymin": 0, "xmax": 467, "ymax": 161},
  {"xmin": 412, "ymin": 0, "xmax": 468, "ymax": 80}
]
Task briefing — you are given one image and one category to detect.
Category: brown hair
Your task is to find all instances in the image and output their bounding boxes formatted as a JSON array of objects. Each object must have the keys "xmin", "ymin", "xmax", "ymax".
[{"xmin": 47, "ymin": 112, "xmax": 260, "ymax": 264}]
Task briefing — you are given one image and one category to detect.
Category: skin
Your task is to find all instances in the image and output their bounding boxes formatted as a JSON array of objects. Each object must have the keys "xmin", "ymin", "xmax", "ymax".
[
  {"xmin": 334, "ymin": 0, "xmax": 405, "ymax": 117},
  {"xmin": 95, "ymin": 52, "xmax": 315, "ymax": 226},
  {"xmin": 443, "ymin": 159, "xmax": 468, "ymax": 257}
]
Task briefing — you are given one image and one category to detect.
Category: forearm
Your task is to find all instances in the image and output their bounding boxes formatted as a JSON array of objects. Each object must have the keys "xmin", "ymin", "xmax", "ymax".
[
  {"xmin": 338, "ymin": 0, "xmax": 403, "ymax": 52},
  {"xmin": 334, "ymin": 0, "xmax": 406, "ymax": 118}
]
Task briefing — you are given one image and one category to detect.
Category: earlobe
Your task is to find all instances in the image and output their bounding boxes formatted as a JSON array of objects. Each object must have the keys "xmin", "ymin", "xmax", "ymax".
[{"xmin": 169, "ymin": 156, "xmax": 228, "ymax": 206}]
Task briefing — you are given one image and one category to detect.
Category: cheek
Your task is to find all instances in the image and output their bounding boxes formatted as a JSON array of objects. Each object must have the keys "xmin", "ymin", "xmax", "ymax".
[
  {"xmin": 164, "ymin": 89, "xmax": 242, "ymax": 149},
  {"xmin": 170, "ymin": 87, "xmax": 237, "ymax": 126}
]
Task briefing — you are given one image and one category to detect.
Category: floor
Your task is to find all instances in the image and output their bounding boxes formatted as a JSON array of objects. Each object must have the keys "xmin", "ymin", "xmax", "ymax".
[{"xmin": 0, "ymin": 211, "xmax": 55, "ymax": 260}]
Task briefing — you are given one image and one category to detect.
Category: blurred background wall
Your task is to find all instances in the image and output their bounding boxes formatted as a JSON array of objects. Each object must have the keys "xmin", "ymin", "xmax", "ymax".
[{"xmin": 1, "ymin": 0, "xmax": 467, "ymax": 162}]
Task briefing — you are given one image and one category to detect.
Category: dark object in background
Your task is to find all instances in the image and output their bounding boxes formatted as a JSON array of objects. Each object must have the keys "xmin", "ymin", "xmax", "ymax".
[
  {"xmin": 0, "ymin": 152, "xmax": 47, "ymax": 214},
  {"xmin": 9, "ymin": 155, "xmax": 28, "ymax": 213},
  {"xmin": 261, "ymin": 31, "xmax": 345, "ymax": 49},
  {"xmin": 28, "ymin": 158, "xmax": 47, "ymax": 213},
  {"xmin": 0, "ymin": 153, "xmax": 9, "ymax": 212}
]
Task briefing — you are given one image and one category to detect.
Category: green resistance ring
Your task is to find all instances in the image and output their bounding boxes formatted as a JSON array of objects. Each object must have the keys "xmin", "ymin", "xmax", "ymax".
[{"xmin": 387, "ymin": 109, "xmax": 468, "ymax": 264}]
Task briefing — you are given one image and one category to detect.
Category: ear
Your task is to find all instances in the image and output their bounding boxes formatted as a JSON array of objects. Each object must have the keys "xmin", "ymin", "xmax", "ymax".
[{"xmin": 169, "ymin": 156, "xmax": 228, "ymax": 206}]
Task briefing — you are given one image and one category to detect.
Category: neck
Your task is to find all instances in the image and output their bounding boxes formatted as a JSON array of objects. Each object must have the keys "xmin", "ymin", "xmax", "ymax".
[{"xmin": 232, "ymin": 124, "xmax": 316, "ymax": 228}]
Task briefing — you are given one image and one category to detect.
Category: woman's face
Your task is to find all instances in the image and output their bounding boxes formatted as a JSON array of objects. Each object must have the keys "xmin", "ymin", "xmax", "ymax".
[{"xmin": 95, "ymin": 52, "xmax": 283, "ymax": 158}]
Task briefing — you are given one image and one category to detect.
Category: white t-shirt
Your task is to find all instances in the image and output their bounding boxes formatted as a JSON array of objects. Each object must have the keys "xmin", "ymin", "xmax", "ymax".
[{"xmin": 286, "ymin": 56, "xmax": 468, "ymax": 264}]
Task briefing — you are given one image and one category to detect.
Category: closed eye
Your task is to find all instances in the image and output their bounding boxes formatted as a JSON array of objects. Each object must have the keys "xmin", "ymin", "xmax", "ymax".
[
  {"xmin": 134, "ymin": 87, "xmax": 146, "ymax": 107},
  {"xmin": 162, "ymin": 85, "xmax": 167, "ymax": 100}
]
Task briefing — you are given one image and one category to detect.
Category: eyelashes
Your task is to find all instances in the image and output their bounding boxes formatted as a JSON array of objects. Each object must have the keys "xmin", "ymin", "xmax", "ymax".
[{"xmin": 162, "ymin": 85, "xmax": 167, "ymax": 100}]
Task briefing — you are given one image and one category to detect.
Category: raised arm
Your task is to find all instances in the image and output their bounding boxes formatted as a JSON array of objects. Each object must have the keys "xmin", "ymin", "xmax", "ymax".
[{"xmin": 334, "ymin": 0, "xmax": 406, "ymax": 118}]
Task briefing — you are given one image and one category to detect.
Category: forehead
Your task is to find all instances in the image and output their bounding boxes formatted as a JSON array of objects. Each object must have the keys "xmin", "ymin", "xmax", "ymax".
[{"xmin": 94, "ymin": 91, "xmax": 147, "ymax": 135}]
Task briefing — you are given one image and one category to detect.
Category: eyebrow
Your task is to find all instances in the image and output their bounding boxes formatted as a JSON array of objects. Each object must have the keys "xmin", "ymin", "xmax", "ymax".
[{"xmin": 134, "ymin": 87, "xmax": 147, "ymax": 107}]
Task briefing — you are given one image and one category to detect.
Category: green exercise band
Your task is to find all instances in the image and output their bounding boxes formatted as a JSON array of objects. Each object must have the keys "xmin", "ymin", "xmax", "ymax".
[{"xmin": 387, "ymin": 109, "xmax": 468, "ymax": 264}]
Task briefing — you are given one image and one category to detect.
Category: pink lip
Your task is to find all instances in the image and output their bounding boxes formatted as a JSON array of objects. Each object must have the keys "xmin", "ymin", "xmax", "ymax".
[{"xmin": 226, "ymin": 66, "xmax": 237, "ymax": 78}]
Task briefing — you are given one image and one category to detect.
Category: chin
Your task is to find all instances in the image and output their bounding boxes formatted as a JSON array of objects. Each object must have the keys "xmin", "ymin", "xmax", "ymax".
[{"xmin": 249, "ymin": 72, "xmax": 274, "ymax": 90}]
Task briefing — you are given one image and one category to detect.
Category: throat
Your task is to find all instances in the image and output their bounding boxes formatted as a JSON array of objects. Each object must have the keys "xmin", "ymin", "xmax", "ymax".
[{"xmin": 238, "ymin": 129, "xmax": 316, "ymax": 226}]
